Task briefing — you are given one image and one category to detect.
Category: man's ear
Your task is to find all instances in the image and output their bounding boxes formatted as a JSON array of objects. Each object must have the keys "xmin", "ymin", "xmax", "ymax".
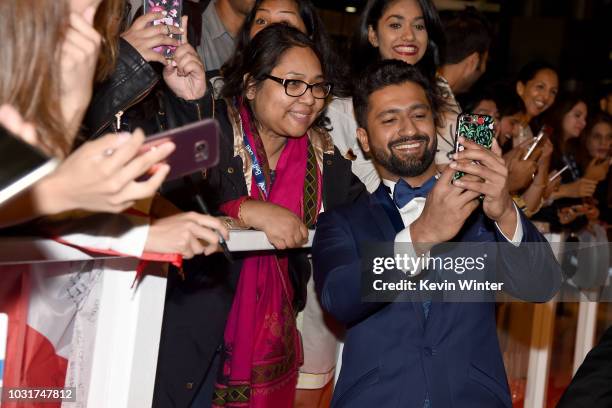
[
  {"xmin": 244, "ymin": 74, "xmax": 257, "ymax": 100},
  {"xmin": 466, "ymin": 52, "xmax": 480, "ymax": 73},
  {"xmin": 356, "ymin": 127, "xmax": 371, "ymax": 153},
  {"xmin": 367, "ymin": 25, "xmax": 379, "ymax": 48},
  {"xmin": 516, "ymin": 81, "xmax": 525, "ymax": 98}
]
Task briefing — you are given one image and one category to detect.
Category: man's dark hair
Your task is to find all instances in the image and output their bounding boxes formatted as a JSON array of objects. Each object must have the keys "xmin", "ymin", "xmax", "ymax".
[
  {"xmin": 350, "ymin": 0, "xmax": 446, "ymax": 81},
  {"xmin": 353, "ymin": 59, "xmax": 443, "ymax": 129},
  {"xmin": 441, "ymin": 7, "xmax": 492, "ymax": 65},
  {"xmin": 223, "ymin": 0, "xmax": 351, "ymax": 98}
]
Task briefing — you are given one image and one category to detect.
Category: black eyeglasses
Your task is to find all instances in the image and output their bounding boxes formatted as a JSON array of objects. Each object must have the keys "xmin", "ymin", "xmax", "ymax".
[{"xmin": 264, "ymin": 75, "xmax": 332, "ymax": 99}]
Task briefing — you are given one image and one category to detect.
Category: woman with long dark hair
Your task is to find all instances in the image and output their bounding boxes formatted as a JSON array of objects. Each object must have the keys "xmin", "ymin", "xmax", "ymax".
[
  {"xmin": 544, "ymin": 93, "xmax": 596, "ymax": 203},
  {"xmin": 350, "ymin": 0, "xmax": 445, "ymax": 80},
  {"xmin": 154, "ymin": 24, "xmax": 365, "ymax": 407}
]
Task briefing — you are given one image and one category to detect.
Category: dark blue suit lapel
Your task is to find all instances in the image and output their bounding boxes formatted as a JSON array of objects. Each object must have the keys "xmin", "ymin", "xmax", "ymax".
[
  {"xmin": 371, "ymin": 185, "xmax": 404, "ymax": 235},
  {"xmin": 371, "ymin": 185, "xmax": 427, "ymax": 329}
]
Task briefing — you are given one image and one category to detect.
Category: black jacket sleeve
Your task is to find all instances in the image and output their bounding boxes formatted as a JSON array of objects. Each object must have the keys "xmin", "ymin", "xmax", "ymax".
[{"xmin": 83, "ymin": 38, "xmax": 159, "ymax": 139}]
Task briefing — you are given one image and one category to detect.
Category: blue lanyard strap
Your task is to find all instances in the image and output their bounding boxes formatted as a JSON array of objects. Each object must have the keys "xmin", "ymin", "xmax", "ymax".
[{"xmin": 238, "ymin": 114, "xmax": 269, "ymax": 199}]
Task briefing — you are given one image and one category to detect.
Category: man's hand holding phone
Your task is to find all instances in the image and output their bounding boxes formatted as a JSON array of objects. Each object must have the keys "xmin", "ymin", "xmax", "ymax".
[
  {"xmin": 450, "ymin": 137, "xmax": 517, "ymax": 238},
  {"xmin": 410, "ymin": 167, "xmax": 481, "ymax": 253}
]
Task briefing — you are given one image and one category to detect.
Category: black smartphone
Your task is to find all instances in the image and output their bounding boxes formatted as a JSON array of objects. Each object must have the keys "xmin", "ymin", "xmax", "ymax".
[
  {"xmin": 453, "ymin": 113, "xmax": 495, "ymax": 180},
  {"xmin": 140, "ymin": 119, "xmax": 220, "ymax": 181},
  {"xmin": 0, "ymin": 125, "xmax": 58, "ymax": 205},
  {"xmin": 143, "ymin": 0, "xmax": 183, "ymax": 59}
]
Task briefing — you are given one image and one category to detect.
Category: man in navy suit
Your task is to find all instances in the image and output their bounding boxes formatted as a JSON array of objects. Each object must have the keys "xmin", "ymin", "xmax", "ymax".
[{"xmin": 312, "ymin": 60, "xmax": 561, "ymax": 408}]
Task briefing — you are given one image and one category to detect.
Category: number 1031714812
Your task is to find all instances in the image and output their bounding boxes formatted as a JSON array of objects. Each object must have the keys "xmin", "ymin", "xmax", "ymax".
[{"xmin": 2, "ymin": 387, "xmax": 76, "ymax": 402}]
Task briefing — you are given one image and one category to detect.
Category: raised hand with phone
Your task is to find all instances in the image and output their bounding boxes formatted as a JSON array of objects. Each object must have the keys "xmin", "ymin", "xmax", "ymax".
[
  {"xmin": 121, "ymin": 12, "xmax": 183, "ymax": 65},
  {"xmin": 122, "ymin": 6, "xmax": 207, "ymax": 101},
  {"xmin": 450, "ymin": 137, "xmax": 517, "ymax": 237},
  {"xmin": 162, "ymin": 15, "xmax": 207, "ymax": 101}
]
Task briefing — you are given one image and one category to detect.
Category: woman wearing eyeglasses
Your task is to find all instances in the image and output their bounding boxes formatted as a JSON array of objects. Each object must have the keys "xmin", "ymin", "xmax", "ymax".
[{"xmin": 153, "ymin": 24, "xmax": 365, "ymax": 408}]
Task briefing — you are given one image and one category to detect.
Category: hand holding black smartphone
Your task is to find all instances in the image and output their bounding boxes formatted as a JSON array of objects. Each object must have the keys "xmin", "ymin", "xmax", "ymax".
[{"xmin": 0, "ymin": 125, "xmax": 58, "ymax": 206}]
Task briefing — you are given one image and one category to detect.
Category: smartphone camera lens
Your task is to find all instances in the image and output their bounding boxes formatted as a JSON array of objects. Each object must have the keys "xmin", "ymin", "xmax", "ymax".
[{"xmin": 195, "ymin": 141, "xmax": 209, "ymax": 162}]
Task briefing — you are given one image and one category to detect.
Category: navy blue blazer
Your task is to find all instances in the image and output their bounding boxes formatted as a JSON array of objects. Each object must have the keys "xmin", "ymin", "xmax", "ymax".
[{"xmin": 312, "ymin": 184, "xmax": 562, "ymax": 408}]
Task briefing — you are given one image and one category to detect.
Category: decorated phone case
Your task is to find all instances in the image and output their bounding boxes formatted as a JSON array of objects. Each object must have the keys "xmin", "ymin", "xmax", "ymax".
[
  {"xmin": 453, "ymin": 113, "xmax": 495, "ymax": 180},
  {"xmin": 144, "ymin": 0, "xmax": 182, "ymax": 59}
]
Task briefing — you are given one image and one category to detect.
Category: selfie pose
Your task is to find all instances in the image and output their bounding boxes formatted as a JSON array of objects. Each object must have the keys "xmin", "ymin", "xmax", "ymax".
[{"xmin": 312, "ymin": 60, "xmax": 561, "ymax": 408}]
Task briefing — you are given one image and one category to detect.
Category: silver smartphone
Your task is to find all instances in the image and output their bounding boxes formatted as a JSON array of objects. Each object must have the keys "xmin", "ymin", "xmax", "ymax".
[{"xmin": 0, "ymin": 125, "xmax": 58, "ymax": 206}]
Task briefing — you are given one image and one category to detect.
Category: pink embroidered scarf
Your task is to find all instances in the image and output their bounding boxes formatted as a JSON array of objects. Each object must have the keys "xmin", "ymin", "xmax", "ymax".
[{"xmin": 213, "ymin": 101, "xmax": 321, "ymax": 407}]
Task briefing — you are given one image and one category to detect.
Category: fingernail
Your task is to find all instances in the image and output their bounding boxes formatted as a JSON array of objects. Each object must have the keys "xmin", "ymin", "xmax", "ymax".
[
  {"xmin": 180, "ymin": 27, "xmax": 185, "ymax": 33},
  {"xmin": 454, "ymin": 179, "xmax": 464, "ymax": 186},
  {"xmin": 449, "ymin": 162, "xmax": 457, "ymax": 169},
  {"xmin": 172, "ymin": 60, "xmax": 177, "ymax": 67},
  {"xmin": 161, "ymin": 10, "xmax": 167, "ymax": 16}
]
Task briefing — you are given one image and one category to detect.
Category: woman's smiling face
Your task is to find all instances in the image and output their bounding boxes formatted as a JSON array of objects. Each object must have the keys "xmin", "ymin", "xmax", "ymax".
[
  {"xmin": 368, "ymin": 0, "xmax": 429, "ymax": 65},
  {"xmin": 517, "ymin": 68, "xmax": 559, "ymax": 119}
]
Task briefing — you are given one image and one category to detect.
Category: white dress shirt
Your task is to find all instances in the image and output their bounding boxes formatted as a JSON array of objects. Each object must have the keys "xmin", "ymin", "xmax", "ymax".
[{"xmin": 385, "ymin": 178, "xmax": 524, "ymax": 275}]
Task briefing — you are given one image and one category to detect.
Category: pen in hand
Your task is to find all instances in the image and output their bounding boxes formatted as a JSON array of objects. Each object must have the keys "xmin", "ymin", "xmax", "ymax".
[{"xmin": 194, "ymin": 193, "xmax": 234, "ymax": 263}]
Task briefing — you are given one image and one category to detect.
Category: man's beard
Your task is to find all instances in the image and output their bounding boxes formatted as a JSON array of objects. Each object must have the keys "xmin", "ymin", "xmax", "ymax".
[{"xmin": 370, "ymin": 134, "xmax": 437, "ymax": 177}]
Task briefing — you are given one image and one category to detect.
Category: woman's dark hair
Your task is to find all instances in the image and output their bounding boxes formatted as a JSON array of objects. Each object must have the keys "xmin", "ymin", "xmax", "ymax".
[
  {"xmin": 542, "ymin": 92, "xmax": 588, "ymax": 167},
  {"xmin": 222, "ymin": 24, "xmax": 328, "ymax": 128},
  {"xmin": 350, "ymin": 0, "xmax": 445, "ymax": 80},
  {"xmin": 222, "ymin": 0, "xmax": 350, "ymax": 97},
  {"xmin": 517, "ymin": 60, "xmax": 558, "ymax": 85}
]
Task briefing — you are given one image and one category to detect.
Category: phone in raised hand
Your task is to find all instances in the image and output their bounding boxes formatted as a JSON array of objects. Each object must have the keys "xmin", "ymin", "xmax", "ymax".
[
  {"xmin": 523, "ymin": 125, "xmax": 552, "ymax": 160},
  {"xmin": 453, "ymin": 113, "xmax": 495, "ymax": 180},
  {"xmin": 144, "ymin": 0, "xmax": 183, "ymax": 59},
  {"xmin": 548, "ymin": 165, "xmax": 570, "ymax": 182}
]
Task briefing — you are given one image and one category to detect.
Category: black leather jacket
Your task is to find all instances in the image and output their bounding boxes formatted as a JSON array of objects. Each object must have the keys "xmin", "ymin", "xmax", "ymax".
[
  {"xmin": 83, "ymin": 38, "xmax": 159, "ymax": 139},
  {"xmin": 81, "ymin": 1, "xmax": 210, "ymax": 141}
]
